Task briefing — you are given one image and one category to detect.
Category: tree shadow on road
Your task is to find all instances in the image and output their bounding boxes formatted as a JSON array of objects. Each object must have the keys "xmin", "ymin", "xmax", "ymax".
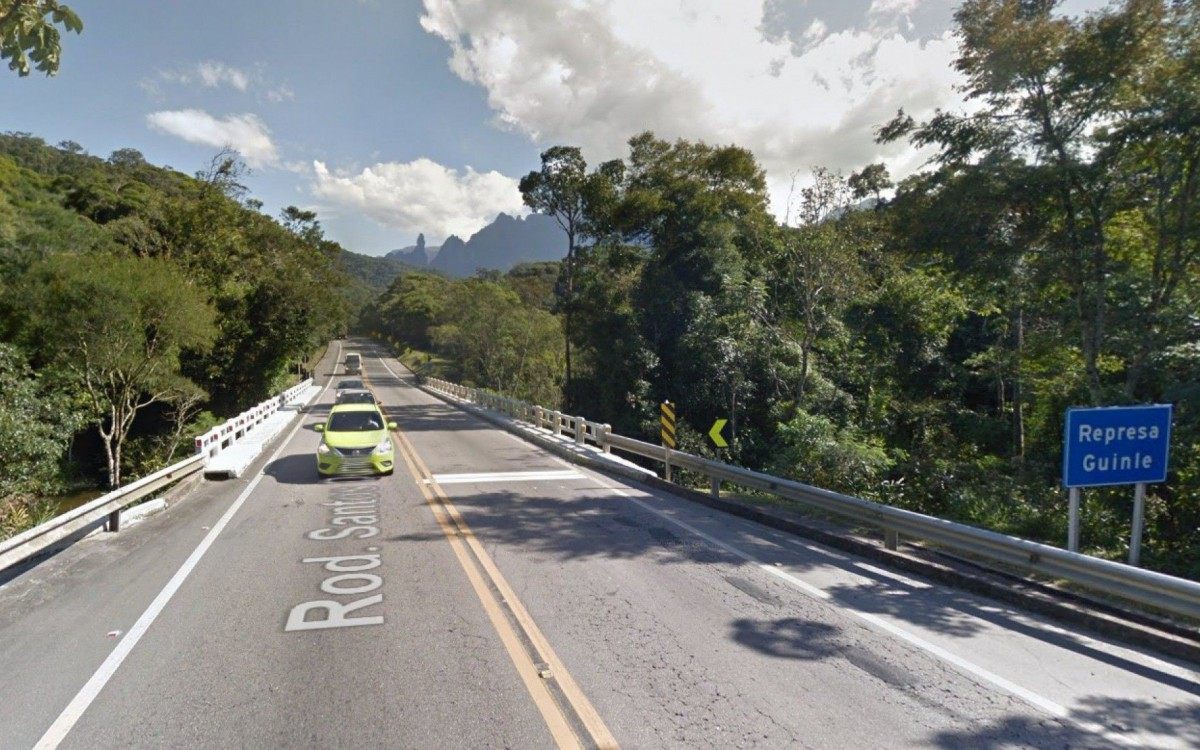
[
  {"xmin": 819, "ymin": 576, "xmax": 1200, "ymax": 697},
  {"xmin": 379, "ymin": 402, "xmax": 493, "ymax": 433},
  {"xmin": 729, "ymin": 617, "xmax": 844, "ymax": 661},
  {"xmin": 928, "ymin": 694, "xmax": 1200, "ymax": 749},
  {"xmin": 389, "ymin": 481, "xmax": 1200, "ymax": 708}
]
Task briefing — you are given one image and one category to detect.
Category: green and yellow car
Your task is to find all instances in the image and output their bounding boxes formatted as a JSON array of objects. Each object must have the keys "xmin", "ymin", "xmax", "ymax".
[{"xmin": 314, "ymin": 403, "xmax": 397, "ymax": 477}]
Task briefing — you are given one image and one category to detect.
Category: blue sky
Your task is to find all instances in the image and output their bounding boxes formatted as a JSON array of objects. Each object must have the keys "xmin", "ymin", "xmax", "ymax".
[{"xmin": 1, "ymin": 0, "xmax": 1107, "ymax": 255}]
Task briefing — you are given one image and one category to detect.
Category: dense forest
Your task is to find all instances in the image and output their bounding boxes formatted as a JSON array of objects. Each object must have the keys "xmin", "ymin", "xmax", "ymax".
[
  {"xmin": 363, "ymin": 0, "xmax": 1200, "ymax": 578},
  {"xmin": 0, "ymin": 134, "xmax": 352, "ymax": 535}
]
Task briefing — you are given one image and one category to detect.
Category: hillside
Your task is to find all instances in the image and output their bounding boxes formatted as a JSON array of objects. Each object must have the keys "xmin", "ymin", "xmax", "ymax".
[
  {"xmin": 0, "ymin": 132, "xmax": 352, "ymax": 510},
  {"xmin": 337, "ymin": 248, "xmax": 423, "ymax": 292}
]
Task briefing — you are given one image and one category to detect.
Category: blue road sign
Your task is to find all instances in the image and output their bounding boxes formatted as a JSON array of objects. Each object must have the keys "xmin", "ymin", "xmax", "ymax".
[{"xmin": 1063, "ymin": 405, "xmax": 1172, "ymax": 488}]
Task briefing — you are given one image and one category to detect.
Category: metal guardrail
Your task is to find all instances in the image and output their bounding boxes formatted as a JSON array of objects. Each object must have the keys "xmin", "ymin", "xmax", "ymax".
[
  {"xmin": 0, "ymin": 455, "xmax": 205, "ymax": 571},
  {"xmin": 1, "ymin": 378, "xmax": 315, "ymax": 573},
  {"xmin": 424, "ymin": 376, "xmax": 1200, "ymax": 621}
]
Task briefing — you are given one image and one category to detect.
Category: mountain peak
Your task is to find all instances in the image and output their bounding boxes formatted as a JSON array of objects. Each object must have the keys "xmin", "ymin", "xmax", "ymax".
[{"xmin": 382, "ymin": 213, "xmax": 566, "ymax": 276}]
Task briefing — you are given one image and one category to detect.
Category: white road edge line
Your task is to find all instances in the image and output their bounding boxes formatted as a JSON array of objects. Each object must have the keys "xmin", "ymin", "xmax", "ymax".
[
  {"xmin": 375, "ymin": 348, "xmax": 1157, "ymax": 742},
  {"xmin": 33, "ymin": 344, "xmax": 342, "ymax": 750},
  {"xmin": 610, "ymin": 487, "xmax": 1163, "ymax": 747}
]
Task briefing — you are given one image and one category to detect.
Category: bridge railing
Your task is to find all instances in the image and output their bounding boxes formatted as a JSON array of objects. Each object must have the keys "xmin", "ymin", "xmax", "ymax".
[
  {"xmin": 194, "ymin": 379, "xmax": 312, "ymax": 459},
  {"xmin": 422, "ymin": 376, "xmax": 1200, "ymax": 622},
  {"xmin": 0, "ymin": 378, "xmax": 313, "ymax": 573}
]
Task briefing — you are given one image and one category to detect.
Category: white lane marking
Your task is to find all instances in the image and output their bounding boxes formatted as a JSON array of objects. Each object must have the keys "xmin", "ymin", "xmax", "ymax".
[
  {"xmin": 34, "ymin": 344, "xmax": 342, "ymax": 749},
  {"xmin": 852, "ymin": 561, "xmax": 933, "ymax": 589},
  {"xmin": 854, "ymin": 610, "xmax": 1067, "ymax": 716},
  {"xmin": 429, "ymin": 470, "xmax": 586, "ymax": 485},
  {"xmin": 607, "ymin": 486, "xmax": 1075, "ymax": 718}
]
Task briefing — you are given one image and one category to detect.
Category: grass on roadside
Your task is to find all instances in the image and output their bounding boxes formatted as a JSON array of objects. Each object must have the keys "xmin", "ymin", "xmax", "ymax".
[{"xmin": 396, "ymin": 347, "xmax": 454, "ymax": 381}]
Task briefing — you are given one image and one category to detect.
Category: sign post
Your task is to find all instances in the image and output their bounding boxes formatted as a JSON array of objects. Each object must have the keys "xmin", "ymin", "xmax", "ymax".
[
  {"xmin": 1062, "ymin": 404, "xmax": 1172, "ymax": 564},
  {"xmin": 1067, "ymin": 487, "xmax": 1081, "ymax": 553},
  {"xmin": 1130, "ymin": 482, "xmax": 1147, "ymax": 566}
]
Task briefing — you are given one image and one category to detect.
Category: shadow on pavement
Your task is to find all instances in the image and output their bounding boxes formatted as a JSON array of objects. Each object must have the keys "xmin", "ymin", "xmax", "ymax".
[
  {"xmin": 264, "ymin": 454, "xmax": 320, "ymax": 485},
  {"xmin": 928, "ymin": 694, "xmax": 1200, "ymax": 749},
  {"xmin": 730, "ymin": 618, "xmax": 844, "ymax": 661},
  {"xmin": 820, "ymin": 577, "xmax": 1200, "ymax": 697},
  {"xmin": 380, "ymin": 402, "xmax": 493, "ymax": 433},
  {"xmin": 0, "ymin": 521, "xmax": 103, "ymax": 587},
  {"xmin": 399, "ymin": 483, "xmax": 1200, "ymax": 700}
]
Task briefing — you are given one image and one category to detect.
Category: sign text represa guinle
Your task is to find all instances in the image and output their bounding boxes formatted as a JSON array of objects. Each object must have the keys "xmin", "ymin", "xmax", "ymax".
[{"xmin": 1063, "ymin": 405, "xmax": 1172, "ymax": 488}]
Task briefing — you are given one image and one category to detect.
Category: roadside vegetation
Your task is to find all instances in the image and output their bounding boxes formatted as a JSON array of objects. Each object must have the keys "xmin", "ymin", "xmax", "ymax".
[
  {"xmin": 0, "ymin": 134, "xmax": 352, "ymax": 537},
  {"xmin": 363, "ymin": 263, "xmax": 565, "ymax": 408},
  {"xmin": 363, "ymin": 1, "xmax": 1200, "ymax": 579}
]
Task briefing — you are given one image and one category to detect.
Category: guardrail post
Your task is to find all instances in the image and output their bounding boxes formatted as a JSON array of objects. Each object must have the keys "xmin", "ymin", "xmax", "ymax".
[
  {"xmin": 710, "ymin": 475, "xmax": 719, "ymax": 498},
  {"xmin": 107, "ymin": 508, "xmax": 120, "ymax": 532},
  {"xmin": 574, "ymin": 419, "xmax": 585, "ymax": 445},
  {"xmin": 885, "ymin": 529, "xmax": 899, "ymax": 551},
  {"xmin": 664, "ymin": 448, "xmax": 673, "ymax": 483},
  {"xmin": 601, "ymin": 424, "xmax": 612, "ymax": 453}
]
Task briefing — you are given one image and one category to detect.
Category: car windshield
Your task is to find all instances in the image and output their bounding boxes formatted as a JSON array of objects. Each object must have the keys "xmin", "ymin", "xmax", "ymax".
[
  {"xmin": 338, "ymin": 379, "xmax": 364, "ymax": 390},
  {"xmin": 337, "ymin": 391, "xmax": 375, "ymax": 404},
  {"xmin": 327, "ymin": 411, "xmax": 384, "ymax": 432}
]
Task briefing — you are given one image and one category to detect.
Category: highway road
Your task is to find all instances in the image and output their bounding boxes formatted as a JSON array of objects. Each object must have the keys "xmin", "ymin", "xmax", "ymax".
[{"xmin": 0, "ymin": 339, "xmax": 1197, "ymax": 748}]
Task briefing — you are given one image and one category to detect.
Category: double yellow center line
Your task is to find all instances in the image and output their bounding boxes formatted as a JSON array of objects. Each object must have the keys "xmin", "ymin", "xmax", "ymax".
[{"xmin": 365, "ymin": 356, "xmax": 618, "ymax": 750}]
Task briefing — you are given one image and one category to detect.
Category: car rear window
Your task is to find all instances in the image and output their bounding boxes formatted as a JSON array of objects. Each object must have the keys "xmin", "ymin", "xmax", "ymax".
[{"xmin": 327, "ymin": 411, "xmax": 385, "ymax": 432}]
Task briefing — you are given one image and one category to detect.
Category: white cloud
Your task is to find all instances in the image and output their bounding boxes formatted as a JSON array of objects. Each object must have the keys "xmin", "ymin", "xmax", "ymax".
[
  {"xmin": 310, "ymin": 158, "xmax": 526, "ymax": 242},
  {"xmin": 153, "ymin": 61, "xmax": 252, "ymax": 92},
  {"xmin": 195, "ymin": 61, "xmax": 251, "ymax": 91},
  {"xmin": 142, "ymin": 61, "xmax": 295, "ymax": 104},
  {"xmin": 265, "ymin": 83, "xmax": 296, "ymax": 103},
  {"xmin": 418, "ymin": 0, "xmax": 966, "ymax": 218},
  {"xmin": 146, "ymin": 109, "xmax": 279, "ymax": 167}
]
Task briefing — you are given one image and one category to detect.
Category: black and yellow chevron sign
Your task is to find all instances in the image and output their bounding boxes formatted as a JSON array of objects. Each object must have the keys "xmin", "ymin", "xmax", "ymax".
[{"xmin": 660, "ymin": 401, "xmax": 676, "ymax": 448}]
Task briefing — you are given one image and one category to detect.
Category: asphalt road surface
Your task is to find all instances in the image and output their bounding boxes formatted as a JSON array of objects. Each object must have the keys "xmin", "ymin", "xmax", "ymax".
[{"xmin": 1, "ymin": 339, "xmax": 1198, "ymax": 749}]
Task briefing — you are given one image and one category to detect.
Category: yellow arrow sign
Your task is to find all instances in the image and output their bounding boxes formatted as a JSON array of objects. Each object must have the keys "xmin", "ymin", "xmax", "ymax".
[{"xmin": 708, "ymin": 418, "xmax": 728, "ymax": 448}]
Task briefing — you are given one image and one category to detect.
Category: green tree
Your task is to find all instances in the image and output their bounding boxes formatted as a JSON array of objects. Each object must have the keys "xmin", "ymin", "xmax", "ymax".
[
  {"xmin": 374, "ymin": 272, "xmax": 451, "ymax": 350},
  {"xmin": 1, "ymin": 0, "xmax": 81, "ymax": 77},
  {"xmin": 883, "ymin": 0, "xmax": 1167, "ymax": 403},
  {"xmin": 777, "ymin": 169, "xmax": 866, "ymax": 403},
  {"xmin": 567, "ymin": 242, "xmax": 654, "ymax": 433},
  {"xmin": 616, "ymin": 133, "xmax": 782, "ymax": 456},
  {"xmin": 0, "ymin": 343, "xmax": 85, "ymax": 536},
  {"xmin": 519, "ymin": 147, "xmax": 623, "ymax": 402},
  {"xmin": 848, "ymin": 162, "xmax": 893, "ymax": 207},
  {"xmin": 20, "ymin": 253, "xmax": 217, "ymax": 487},
  {"xmin": 430, "ymin": 279, "xmax": 564, "ymax": 405},
  {"xmin": 519, "ymin": 147, "xmax": 588, "ymax": 398},
  {"xmin": 280, "ymin": 205, "xmax": 323, "ymax": 246}
]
